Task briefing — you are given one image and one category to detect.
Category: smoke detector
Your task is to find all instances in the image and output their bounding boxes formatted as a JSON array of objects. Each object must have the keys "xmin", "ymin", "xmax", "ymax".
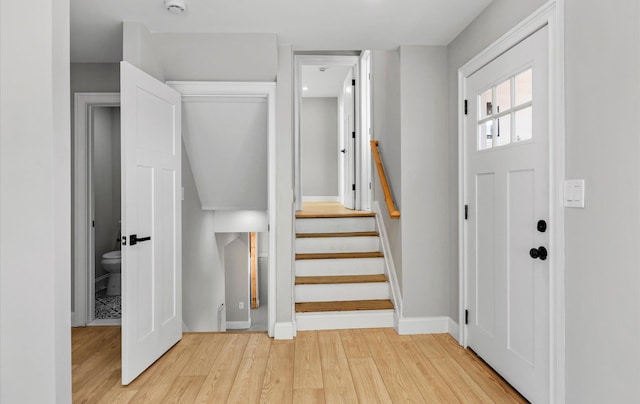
[{"xmin": 165, "ymin": 0, "xmax": 186, "ymax": 15}]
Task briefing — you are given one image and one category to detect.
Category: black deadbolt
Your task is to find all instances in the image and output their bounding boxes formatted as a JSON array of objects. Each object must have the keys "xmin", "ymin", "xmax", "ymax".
[
  {"xmin": 529, "ymin": 246, "xmax": 548, "ymax": 261},
  {"xmin": 537, "ymin": 220, "xmax": 547, "ymax": 232}
]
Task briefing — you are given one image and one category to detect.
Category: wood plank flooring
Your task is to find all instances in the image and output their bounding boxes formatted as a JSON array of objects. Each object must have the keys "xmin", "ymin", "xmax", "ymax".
[
  {"xmin": 72, "ymin": 327, "xmax": 527, "ymax": 403},
  {"xmin": 296, "ymin": 202, "xmax": 375, "ymax": 218}
]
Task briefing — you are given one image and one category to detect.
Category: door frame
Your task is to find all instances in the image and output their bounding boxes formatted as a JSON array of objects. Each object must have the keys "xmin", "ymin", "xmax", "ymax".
[
  {"xmin": 457, "ymin": 1, "xmax": 565, "ymax": 402},
  {"xmin": 167, "ymin": 81, "xmax": 277, "ymax": 337},
  {"xmin": 294, "ymin": 54, "xmax": 371, "ymax": 211},
  {"xmin": 72, "ymin": 92, "xmax": 121, "ymax": 327}
]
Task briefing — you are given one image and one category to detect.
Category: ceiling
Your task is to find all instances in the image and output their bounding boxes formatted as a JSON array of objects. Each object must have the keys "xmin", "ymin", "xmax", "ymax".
[
  {"xmin": 71, "ymin": 0, "xmax": 493, "ymax": 63},
  {"xmin": 301, "ymin": 65, "xmax": 352, "ymax": 98}
]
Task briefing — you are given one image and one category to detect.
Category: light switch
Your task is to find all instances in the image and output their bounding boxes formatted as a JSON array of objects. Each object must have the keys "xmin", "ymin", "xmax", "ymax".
[
  {"xmin": 564, "ymin": 179, "xmax": 585, "ymax": 208},
  {"xmin": 239, "ymin": 301, "xmax": 244, "ymax": 310}
]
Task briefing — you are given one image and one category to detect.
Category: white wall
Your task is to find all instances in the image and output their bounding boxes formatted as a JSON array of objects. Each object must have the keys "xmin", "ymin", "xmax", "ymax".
[
  {"xmin": 182, "ymin": 98, "xmax": 268, "ymax": 210},
  {"xmin": 181, "ymin": 146, "xmax": 224, "ymax": 331},
  {"xmin": 0, "ymin": 0, "xmax": 71, "ymax": 401},
  {"xmin": 564, "ymin": 0, "xmax": 640, "ymax": 401},
  {"xmin": 224, "ymin": 234, "xmax": 250, "ymax": 323},
  {"xmin": 371, "ymin": 50, "xmax": 403, "ymax": 285},
  {"xmin": 123, "ymin": 23, "xmax": 278, "ymax": 82},
  {"xmin": 301, "ymin": 97, "xmax": 339, "ymax": 198},
  {"xmin": 399, "ymin": 46, "xmax": 449, "ymax": 318},
  {"xmin": 275, "ymin": 45, "xmax": 294, "ymax": 332}
]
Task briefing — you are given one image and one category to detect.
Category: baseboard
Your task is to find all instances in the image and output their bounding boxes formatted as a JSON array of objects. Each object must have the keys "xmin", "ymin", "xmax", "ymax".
[
  {"xmin": 273, "ymin": 322, "xmax": 296, "ymax": 339},
  {"xmin": 396, "ymin": 316, "xmax": 456, "ymax": 335},
  {"xmin": 302, "ymin": 196, "xmax": 340, "ymax": 203},
  {"xmin": 448, "ymin": 318, "xmax": 460, "ymax": 341},
  {"xmin": 226, "ymin": 320, "xmax": 251, "ymax": 330},
  {"xmin": 71, "ymin": 311, "xmax": 80, "ymax": 327}
]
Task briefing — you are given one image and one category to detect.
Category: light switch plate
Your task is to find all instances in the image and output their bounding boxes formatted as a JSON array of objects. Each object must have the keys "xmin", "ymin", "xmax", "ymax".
[{"xmin": 564, "ymin": 179, "xmax": 585, "ymax": 208}]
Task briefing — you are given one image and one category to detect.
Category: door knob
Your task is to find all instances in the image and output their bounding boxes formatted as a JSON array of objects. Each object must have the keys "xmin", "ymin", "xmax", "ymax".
[
  {"xmin": 129, "ymin": 234, "xmax": 151, "ymax": 246},
  {"xmin": 340, "ymin": 149, "xmax": 346, "ymax": 154},
  {"xmin": 529, "ymin": 246, "xmax": 548, "ymax": 261}
]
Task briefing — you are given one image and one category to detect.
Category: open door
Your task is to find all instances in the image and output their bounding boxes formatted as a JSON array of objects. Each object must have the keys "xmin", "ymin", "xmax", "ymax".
[
  {"xmin": 343, "ymin": 68, "xmax": 356, "ymax": 209},
  {"xmin": 120, "ymin": 61, "xmax": 182, "ymax": 385}
]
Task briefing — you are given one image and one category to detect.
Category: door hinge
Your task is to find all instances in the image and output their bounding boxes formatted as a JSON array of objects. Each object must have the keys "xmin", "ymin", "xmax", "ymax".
[
  {"xmin": 92, "ymin": 220, "xmax": 95, "ymax": 228},
  {"xmin": 369, "ymin": 182, "xmax": 372, "ymax": 190},
  {"xmin": 368, "ymin": 73, "xmax": 371, "ymax": 80},
  {"xmin": 267, "ymin": 224, "xmax": 270, "ymax": 232},
  {"xmin": 465, "ymin": 309, "xmax": 469, "ymax": 325},
  {"xmin": 352, "ymin": 79, "xmax": 356, "ymax": 86},
  {"xmin": 464, "ymin": 100, "xmax": 468, "ymax": 115},
  {"xmin": 352, "ymin": 131, "xmax": 356, "ymax": 139},
  {"xmin": 464, "ymin": 205, "xmax": 468, "ymax": 220},
  {"xmin": 352, "ymin": 184, "xmax": 356, "ymax": 191}
]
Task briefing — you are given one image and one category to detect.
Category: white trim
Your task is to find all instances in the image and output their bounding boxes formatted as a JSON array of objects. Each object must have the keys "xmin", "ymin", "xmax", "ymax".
[
  {"xmin": 273, "ymin": 322, "xmax": 296, "ymax": 340},
  {"xmin": 448, "ymin": 318, "xmax": 460, "ymax": 342},
  {"xmin": 73, "ymin": 93, "xmax": 120, "ymax": 327},
  {"xmin": 457, "ymin": 2, "xmax": 565, "ymax": 402},
  {"xmin": 359, "ymin": 50, "xmax": 373, "ymax": 212},
  {"xmin": 301, "ymin": 196, "xmax": 340, "ymax": 203},
  {"xmin": 294, "ymin": 55, "xmax": 362, "ymax": 212},
  {"xmin": 167, "ymin": 81, "xmax": 278, "ymax": 339},
  {"xmin": 88, "ymin": 319, "xmax": 122, "ymax": 327},
  {"xmin": 296, "ymin": 310, "xmax": 394, "ymax": 331},
  {"xmin": 371, "ymin": 201, "xmax": 402, "ymax": 316},
  {"xmin": 226, "ymin": 320, "xmax": 252, "ymax": 330},
  {"xmin": 396, "ymin": 316, "xmax": 455, "ymax": 335}
]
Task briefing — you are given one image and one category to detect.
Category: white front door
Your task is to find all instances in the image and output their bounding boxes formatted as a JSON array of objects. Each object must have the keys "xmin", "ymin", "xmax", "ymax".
[
  {"xmin": 120, "ymin": 62, "xmax": 183, "ymax": 385},
  {"xmin": 343, "ymin": 69, "xmax": 356, "ymax": 209},
  {"xmin": 464, "ymin": 26, "xmax": 550, "ymax": 402}
]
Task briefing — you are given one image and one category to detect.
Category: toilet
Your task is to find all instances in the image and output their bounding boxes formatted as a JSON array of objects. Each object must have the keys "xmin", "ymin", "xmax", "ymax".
[{"xmin": 101, "ymin": 250, "xmax": 121, "ymax": 296}]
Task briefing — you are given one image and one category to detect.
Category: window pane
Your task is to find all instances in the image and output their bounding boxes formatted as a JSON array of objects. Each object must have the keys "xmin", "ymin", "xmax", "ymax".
[
  {"xmin": 515, "ymin": 107, "xmax": 533, "ymax": 142},
  {"xmin": 515, "ymin": 69, "xmax": 532, "ymax": 106},
  {"xmin": 496, "ymin": 79, "xmax": 511, "ymax": 114},
  {"xmin": 479, "ymin": 121, "xmax": 494, "ymax": 150},
  {"xmin": 495, "ymin": 115, "xmax": 511, "ymax": 147},
  {"xmin": 479, "ymin": 89, "xmax": 493, "ymax": 119}
]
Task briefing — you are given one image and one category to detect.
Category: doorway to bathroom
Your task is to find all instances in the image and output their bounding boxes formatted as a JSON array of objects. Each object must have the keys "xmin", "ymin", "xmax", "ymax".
[{"xmin": 72, "ymin": 93, "xmax": 121, "ymax": 326}]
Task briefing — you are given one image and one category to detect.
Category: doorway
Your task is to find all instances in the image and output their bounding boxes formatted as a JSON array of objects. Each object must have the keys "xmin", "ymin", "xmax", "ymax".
[
  {"xmin": 73, "ymin": 93, "xmax": 121, "ymax": 327},
  {"xmin": 294, "ymin": 54, "xmax": 372, "ymax": 212},
  {"xmin": 459, "ymin": 5, "xmax": 565, "ymax": 401}
]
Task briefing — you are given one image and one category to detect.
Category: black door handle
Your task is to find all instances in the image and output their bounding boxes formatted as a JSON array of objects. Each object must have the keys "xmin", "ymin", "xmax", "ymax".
[
  {"xmin": 340, "ymin": 149, "xmax": 346, "ymax": 154},
  {"xmin": 129, "ymin": 234, "xmax": 151, "ymax": 246},
  {"xmin": 529, "ymin": 246, "xmax": 548, "ymax": 261}
]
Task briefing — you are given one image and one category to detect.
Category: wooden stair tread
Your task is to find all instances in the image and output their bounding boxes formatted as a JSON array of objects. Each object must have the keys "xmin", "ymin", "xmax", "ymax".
[
  {"xmin": 296, "ymin": 252, "xmax": 384, "ymax": 260},
  {"xmin": 296, "ymin": 231, "xmax": 379, "ymax": 238},
  {"xmin": 295, "ymin": 300, "xmax": 394, "ymax": 313},
  {"xmin": 295, "ymin": 212, "xmax": 376, "ymax": 219},
  {"xmin": 295, "ymin": 274, "xmax": 388, "ymax": 285}
]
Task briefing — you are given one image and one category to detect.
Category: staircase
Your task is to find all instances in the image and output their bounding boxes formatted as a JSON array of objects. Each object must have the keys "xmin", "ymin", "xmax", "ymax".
[{"xmin": 294, "ymin": 210, "xmax": 395, "ymax": 331}]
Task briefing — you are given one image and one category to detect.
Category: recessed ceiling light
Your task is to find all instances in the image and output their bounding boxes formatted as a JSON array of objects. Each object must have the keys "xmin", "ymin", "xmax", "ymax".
[
  {"xmin": 165, "ymin": 0, "xmax": 186, "ymax": 15},
  {"xmin": 302, "ymin": 87, "xmax": 309, "ymax": 91}
]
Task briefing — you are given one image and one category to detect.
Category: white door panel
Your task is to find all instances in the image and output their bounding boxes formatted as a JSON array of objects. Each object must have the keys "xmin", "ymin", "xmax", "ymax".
[
  {"xmin": 121, "ymin": 61, "xmax": 182, "ymax": 385},
  {"xmin": 343, "ymin": 69, "xmax": 356, "ymax": 209},
  {"xmin": 465, "ymin": 26, "xmax": 549, "ymax": 403}
]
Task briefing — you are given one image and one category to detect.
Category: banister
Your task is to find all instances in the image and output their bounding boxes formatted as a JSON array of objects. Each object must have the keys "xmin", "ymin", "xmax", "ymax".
[{"xmin": 370, "ymin": 140, "xmax": 400, "ymax": 219}]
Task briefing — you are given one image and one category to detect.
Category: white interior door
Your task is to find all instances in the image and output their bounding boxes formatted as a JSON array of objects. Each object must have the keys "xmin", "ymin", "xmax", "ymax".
[
  {"xmin": 120, "ymin": 61, "xmax": 182, "ymax": 385},
  {"xmin": 343, "ymin": 69, "xmax": 356, "ymax": 209},
  {"xmin": 465, "ymin": 26, "xmax": 549, "ymax": 402}
]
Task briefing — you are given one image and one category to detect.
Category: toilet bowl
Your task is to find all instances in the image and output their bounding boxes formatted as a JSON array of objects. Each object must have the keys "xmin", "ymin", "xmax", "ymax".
[{"xmin": 101, "ymin": 250, "xmax": 121, "ymax": 296}]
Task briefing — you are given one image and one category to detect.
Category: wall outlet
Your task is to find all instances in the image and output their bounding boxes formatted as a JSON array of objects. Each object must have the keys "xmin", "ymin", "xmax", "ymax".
[{"xmin": 238, "ymin": 301, "xmax": 244, "ymax": 310}]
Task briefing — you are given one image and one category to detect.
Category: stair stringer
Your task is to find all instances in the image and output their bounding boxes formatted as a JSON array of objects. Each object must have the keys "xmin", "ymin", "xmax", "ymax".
[{"xmin": 371, "ymin": 201, "xmax": 403, "ymax": 325}]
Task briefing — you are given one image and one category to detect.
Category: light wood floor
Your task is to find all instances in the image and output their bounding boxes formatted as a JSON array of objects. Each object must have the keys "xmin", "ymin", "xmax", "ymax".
[
  {"xmin": 296, "ymin": 202, "xmax": 375, "ymax": 218},
  {"xmin": 72, "ymin": 327, "xmax": 527, "ymax": 403}
]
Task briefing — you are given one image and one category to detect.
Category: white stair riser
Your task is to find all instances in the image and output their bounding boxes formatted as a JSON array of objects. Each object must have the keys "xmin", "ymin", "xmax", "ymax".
[
  {"xmin": 296, "ymin": 217, "xmax": 376, "ymax": 234},
  {"xmin": 295, "ymin": 282, "xmax": 390, "ymax": 302},
  {"xmin": 295, "ymin": 257, "xmax": 385, "ymax": 277},
  {"xmin": 296, "ymin": 310, "xmax": 395, "ymax": 331},
  {"xmin": 295, "ymin": 237, "xmax": 379, "ymax": 254}
]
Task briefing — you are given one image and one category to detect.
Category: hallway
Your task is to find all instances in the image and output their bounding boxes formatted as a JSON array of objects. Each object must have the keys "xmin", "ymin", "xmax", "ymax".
[{"xmin": 72, "ymin": 326, "xmax": 526, "ymax": 403}]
